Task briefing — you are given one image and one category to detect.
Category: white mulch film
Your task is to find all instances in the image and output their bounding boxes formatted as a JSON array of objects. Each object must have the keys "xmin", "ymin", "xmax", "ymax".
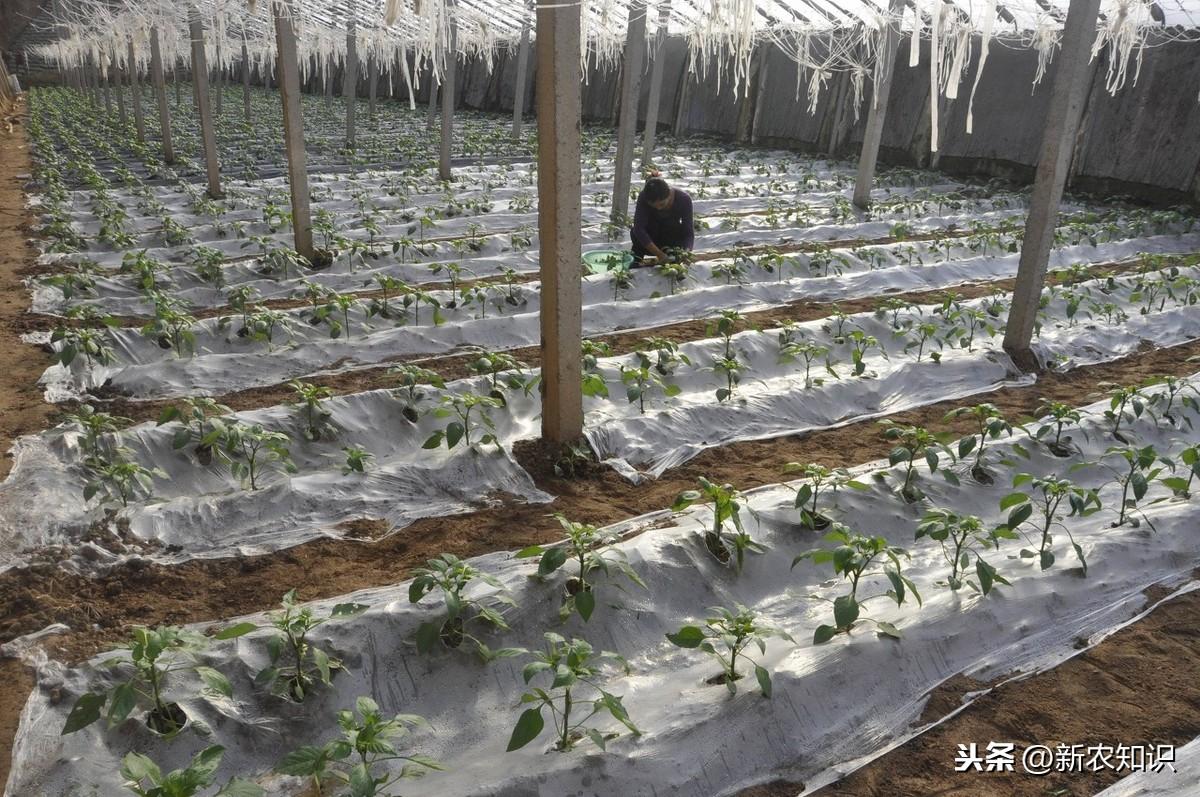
[
  {"xmin": 1095, "ymin": 737, "xmax": 1200, "ymax": 796},
  {"xmin": 10, "ymin": 30, "xmax": 1200, "ymax": 791},
  {"xmin": 6, "ymin": 381, "xmax": 1200, "ymax": 796},
  {"xmin": 6, "ymin": 256, "xmax": 1200, "ymax": 570}
]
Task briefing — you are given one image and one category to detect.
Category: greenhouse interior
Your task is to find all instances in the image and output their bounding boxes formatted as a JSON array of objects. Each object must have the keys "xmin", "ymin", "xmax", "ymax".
[{"xmin": 2, "ymin": 0, "xmax": 1200, "ymax": 794}]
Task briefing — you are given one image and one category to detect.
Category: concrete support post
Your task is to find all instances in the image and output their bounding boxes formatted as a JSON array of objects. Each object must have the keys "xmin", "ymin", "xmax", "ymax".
[
  {"xmin": 273, "ymin": 0, "xmax": 315, "ymax": 262},
  {"xmin": 242, "ymin": 40, "xmax": 252, "ymax": 121},
  {"xmin": 214, "ymin": 43, "xmax": 223, "ymax": 117},
  {"xmin": 750, "ymin": 39, "xmax": 771, "ymax": 145},
  {"xmin": 610, "ymin": 0, "xmax": 648, "ymax": 225},
  {"xmin": 128, "ymin": 39, "xmax": 146, "ymax": 142},
  {"xmin": 426, "ymin": 78, "xmax": 439, "ymax": 130},
  {"xmin": 511, "ymin": 5, "xmax": 531, "ymax": 141},
  {"xmin": 641, "ymin": 3, "xmax": 670, "ymax": 167},
  {"xmin": 852, "ymin": 0, "xmax": 905, "ymax": 209},
  {"xmin": 345, "ymin": 19, "xmax": 358, "ymax": 149},
  {"xmin": 368, "ymin": 54, "xmax": 378, "ymax": 120},
  {"xmin": 91, "ymin": 59, "xmax": 101, "ymax": 107},
  {"xmin": 149, "ymin": 27, "xmax": 174, "ymax": 164},
  {"xmin": 324, "ymin": 53, "xmax": 333, "ymax": 108},
  {"xmin": 189, "ymin": 4, "xmax": 223, "ymax": 199},
  {"xmin": 535, "ymin": 0, "xmax": 584, "ymax": 443},
  {"xmin": 114, "ymin": 51, "xmax": 127, "ymax": 126},
  {"xmin": 1002, "ymin": 0, "xmax": 1103, "ymax": 369},
  {"xmin": 672, "ymin": 69, "xmax": 690, "ymax": 134},
  {"xmin": 439, "ymin": 14, "xmax": 458, "ymax": 181},
  {"xmin": 102, "ymin": 55, "xmax": 112, "ymax": 114}
]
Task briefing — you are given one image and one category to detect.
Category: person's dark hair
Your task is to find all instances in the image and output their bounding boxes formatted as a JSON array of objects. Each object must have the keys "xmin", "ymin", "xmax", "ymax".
[{"xmin": 643, "ymin": 177, "xmax": 670, "ymax": 202}]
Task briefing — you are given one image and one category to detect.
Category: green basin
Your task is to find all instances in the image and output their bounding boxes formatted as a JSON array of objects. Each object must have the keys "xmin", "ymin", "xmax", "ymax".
[{"xmin": 582, "ymin": 250, "xmax": 634, "ymax": 274}]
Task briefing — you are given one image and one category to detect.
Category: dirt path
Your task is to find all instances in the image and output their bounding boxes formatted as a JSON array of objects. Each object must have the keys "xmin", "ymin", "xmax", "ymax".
[
  {"xmin": 740, "ymin": 584, "xmax": 1200, "ymax": 797},
  {"xmin": 3, "ymin": 337, "xmax": 1198, "ymax": 788},
  {"xmin": 0, "ymin": 96, "xmax": 53, "ymax": 792},
  {"xmin": 0, "ymin": 97, "xmax": 55, "ymax": 482},
  {"xmin": 81, "ymin": 255, "xmax": 1173, "ymax": 425},
  {"xmin": 5, "ymin": 334, "xmax": 1200, "ymax": 665}
]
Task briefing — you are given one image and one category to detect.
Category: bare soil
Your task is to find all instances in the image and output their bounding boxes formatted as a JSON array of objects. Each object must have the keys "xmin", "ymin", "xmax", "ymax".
[
  {"xmin": 5, "ymin": 103, "xmax": 1200, "ymax": 793},
  {"xmin": 81, "ymin": 256, "xmax": 1154, "ymax": 425},
  {"xmin": 742, "ymin": 585, "xmax": 1200, "ymax": 797},
  {"xmin": 0, "ymin": 98, "xmax": 55, "ymax": 481}
]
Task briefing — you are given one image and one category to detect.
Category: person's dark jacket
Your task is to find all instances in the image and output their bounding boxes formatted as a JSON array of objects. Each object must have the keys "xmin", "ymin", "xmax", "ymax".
[{"xmin": 630, "ymin": 189, "xmax": 694, "ymax": 254}]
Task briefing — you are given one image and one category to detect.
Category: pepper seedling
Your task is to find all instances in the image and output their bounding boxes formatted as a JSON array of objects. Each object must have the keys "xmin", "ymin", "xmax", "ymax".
[
  {"xmin": 672, "ymin": 477, "xmax": 766, "ymax": 572},
  {"xmin": 275, "ymin": 697, "xmax": 442, "ymax": 794},
  {"xmin": 995, "ymin": 474, "xmax": 1101, "ymax": 574},
  {"xmin": 793, "ymin": 524, "xmax": 921, "ymax": 642},
  {"xmin": 287, "ymin": 379, "xmax": 337, "ymax": 441},
  {"xmin": 62, "ymin": 626, "xmax": 230, "ymax": 737},
  {"xmin": 1095, "ymin": 445, "xmax": 1170, "ymax": 529},
  {"xmin": 878, "ymin": 420, "xmax": 958, "ymax": 502},
  {"xmin": 389, "ymin": 364, "xmax": 446, "ymax": 423},
  {"xmin": 516, "ymin": 514, "xmax": 644, "ymax": 622},
  {"xmin": 216, "ymin": 589, "xmax": 368, "ymax": 702},
  {"xmin": 505, "ymin": 633, "xmax": 639, "ymax": 753},
  {"xmin": 666, "ymin": 604, "xmax": 793, "ymax": 697},
  {"xmin": 782, "ymin": 462, "xmax": 865, "ymax": 530},
  {"xmin": 121, "ymin": 745, "xmax": 263, "ymax": 797},
  {"xmin": 1032, "ymin": 399, "xmax": 1084, "ymax": 458},
  {"xmin": 943, "ymin": 403, "xmax": 1026, "ymax": 483},
  {"xmin": 422, "ymin": 392, "xmax": 505, "ymax": 452},
  {"xmin": 915, "ymin": 508, "xmax": 1008, "ymax": 594},
  {"xmin": 1162, "ymin": 444, "xmax": 1200, "ymax": 499},
  {"xmin": 157, "ymin": 396, "xmax": 232, "ymax": 464},
  {"xmin": 409, "ymin": 553, "xmax": 520, "ymax": 659}
]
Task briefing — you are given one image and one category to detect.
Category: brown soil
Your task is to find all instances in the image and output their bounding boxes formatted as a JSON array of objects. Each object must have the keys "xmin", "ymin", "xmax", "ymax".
[
  {"xmin": 4, "ymin": 104, "xmax": 1200, "ymax": 792},
  {"xmin": 0, "ymin": 99, "xmax": 55, "ymax": 480},
  {"xmin": 738, "ymin": 585, "xmax": 1200, "ymax": 797},
  {"xmin": 6, "ymin": 331, "xmax": 1197, "ymax": 785},
  {"xmin": 0, "ymin": 658, "xmax": 34, "ymax": 791},
  {"xmin": 80, "ymin": 255, "xmax": 1166, "ymax": 426},
  {"xmin": 6, "ymin": 334, "xmax": 1200, "ymax": 667},
  {"xmin": 24, "ymin": 221, "xmax": 1028, "ymax": 330}
]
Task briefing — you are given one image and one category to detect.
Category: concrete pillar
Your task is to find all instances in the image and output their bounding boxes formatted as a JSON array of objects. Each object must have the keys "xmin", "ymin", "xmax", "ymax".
[
  {"xmin": 324, "ymin": 53, "xmax": 333, "ymax": 108},
  {"xmin": 149, "ymin": 27, "xmax": 174, "ymax": 164},
  {"xmin": 273, "ymin": 0, "xmax": 315, "ymax": 262},
  {"xmin": 511, "ymin": 5, "xmax": 531, "ymax": 141},
  {"xmin": 610, "ymin": 0, "xmax": 648, "ymax": 225},
  {"xmin": 242, "ymin": 40, "xmax": 252, "ymax": 121},
  {"xmin": 214, "ymin": 43, "xmax": 224, "ymax": 117},
  {"xmin": 368, "ymin": 53, "xmax": 378, "ymax": 120},
  {"xmin": 852, "ymin": 0, "xmax": 905, "ymax": 209},
  {"xmin": 1002, "ymin": 0, "xmax": 1103, "ymax": 370},
  {"xmin": 750, "ymin": 38, "xmax": 771, "ymax": 145},
  {"xmin": 114, "ymin": 51, "xmax": 127, "ymax": 126},
  {"xmin": 672, "ymin": 68, "xmax": 691, "ymax": 135},
  {"xmin": 189, "ymin": 4, "xmax": 223, "ymax": 198},
  {"xmin": 102, "ymin": 55, "xmax": 112, "ymax": 114},
  {"xmin": 535, "ymin": 0, "xmax": 584, "ymax": 443},
  {"xmin": 345, "ymin": 19, "xmax": 358, "ymax": 149},
  {"xmin": 426, "ymin": 79, "xmax": 439, "ymax": 130},
  {"xmin": 439, "ymin": 14, "xmax": 458, "ymax": 181},
  {"xmin": 128, "ymin": 39, "xmax": 146, "ymax": 142},
  {"xmin": 641, "ymin": 3, "xmax": 670, "ymax": 166}
]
